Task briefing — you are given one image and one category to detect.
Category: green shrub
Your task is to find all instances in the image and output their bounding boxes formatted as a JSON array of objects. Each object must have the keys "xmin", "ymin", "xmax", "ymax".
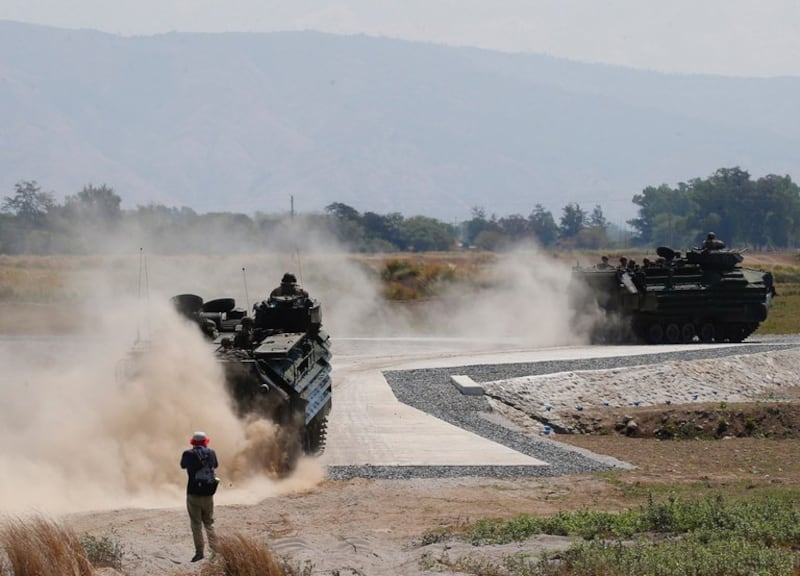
[
  {"xmin": 550, "ymin": 535, "xmax": 795, "ymax": 576},
  {"xmin": 79, "ymin": 531, "xmax": 124, "ymax": 570},
  {"xmin": 462, "ymin": 493, "xmax": 800, "ymax": 549},
  {"xmin": 444, "ymin": 494, "xmax": 800, "ymax": 576}
]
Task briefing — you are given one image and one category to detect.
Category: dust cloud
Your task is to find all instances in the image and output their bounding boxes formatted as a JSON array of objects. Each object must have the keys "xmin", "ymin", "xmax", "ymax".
[
  {"xmin": 426, "ymin": 246, "xmax": 591, "ymax": 344},
  {"xmin": 0, "ymin": 223, "xmax": 592, "ymax": 515},
  {"xmin": 0, "ymin": 296, "xmax": 326, "ymax": 515}
]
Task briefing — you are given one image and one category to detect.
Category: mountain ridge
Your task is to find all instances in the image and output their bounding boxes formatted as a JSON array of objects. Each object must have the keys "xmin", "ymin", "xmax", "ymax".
[{"xmin": 1, "ymin": 20, "xmax": 798, "ymax": 222}]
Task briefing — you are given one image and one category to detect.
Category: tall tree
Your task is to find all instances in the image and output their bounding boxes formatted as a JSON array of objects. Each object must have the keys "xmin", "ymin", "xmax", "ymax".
[
  {"xmin": 559, "ymin": 202, "xmax": 586, "ymax": 239},
  {"xmin": 2, "ymin": 180, "xmax": 55, "ymax": 226},
  {"xmin": 588, "ymin": 205, "xmax": 607, "ymax": 230},
  {"xmin": 362, "ymin": 211, "xmax": 404, "ymax": 249},
  {"xmin": 324, "ymin": 202, "xmax": 365, "ymax": 247},
  {"xmin": 629, "ymin": 183, "xmax": 693, "ymax": 246},
  {"xmin": 324, "ymin": 202, "xmax": 361, "ymax": 223},
  {"xmin": 462, "ymin": 206, "xmax": 494, "ymax": 247},
  {"xmin": 398, "ymin": 216, "xmax": 455, "ymax": 252},
  {"xmin": 688, "ymin": 167, "xmax": 752, "ymax": 245},
  {"xmin": 528, "ymin": 204, "xmax": 558, "ymax": 246},
  {"xmin": 497, "ymin": 213, "xmax": 530, "ymax": 241},
  {"xmin": 63, "ymin": 184, "xmax": 122, "ymax": 225},
  {"xmin": 746, "ymin": 174, "xmax": 800, "ymax": 249},
  {"xmin": 579, "ymin": 204, "xmax": 609, "ymax": 248}
]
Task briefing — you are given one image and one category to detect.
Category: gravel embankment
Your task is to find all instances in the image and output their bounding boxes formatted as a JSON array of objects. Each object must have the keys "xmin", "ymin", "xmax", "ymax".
[{"xmin": 327, "ymin": 337, "xmax": 800, "ymax": 480}]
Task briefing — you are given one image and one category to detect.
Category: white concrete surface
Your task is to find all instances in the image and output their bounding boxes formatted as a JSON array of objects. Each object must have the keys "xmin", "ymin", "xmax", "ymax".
[
  {"xmin": 450, "ymin": 374, "xmax": 484, "ymax": 396},
  {"xmin": 319, "ymin": 346, "xmax": 546, "ymax": 467},
  {"xmin": 320, "ymin": 337, "xmax": 747, "ymax": 468}
]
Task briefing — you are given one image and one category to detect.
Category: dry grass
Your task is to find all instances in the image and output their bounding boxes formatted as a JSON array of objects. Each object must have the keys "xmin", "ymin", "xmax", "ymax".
[
  {"xmin": 192, "ymin": 533, "xmax": 287, "ymax": 576},
  {"xmin": 556, "ymin": 435, "xmax": 800, "ymax": 505},
  {"xmin": 0, "ymin": 266, "xmax": 65, "ymax": 302},
  {"xmin": 0, "ymin": 254, "xmax": 142, "ymax": 305},
  {"xmin": 2, "ymin": 249, "xmax": 799, "ymax": 334},
  {"xmin": 0, "ymin": 516, "xmax": 94, "ymax": 576},
  {"xmin": 378, "ymin": 257, "xmax": 480, "ymax": 300}
]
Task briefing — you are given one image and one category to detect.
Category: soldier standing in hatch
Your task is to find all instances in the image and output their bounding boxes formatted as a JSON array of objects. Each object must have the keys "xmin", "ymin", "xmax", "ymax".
[
  {"xmin": 270, "ymin": 272, "xmax": 309, "ymax": 298},
  {"xmin": 702, "ymin": 232, "xmax": 726, "ymax": 251},
  {"xmin": 233, "ymin": 316, "xmax": 254, "ymax": 349}
]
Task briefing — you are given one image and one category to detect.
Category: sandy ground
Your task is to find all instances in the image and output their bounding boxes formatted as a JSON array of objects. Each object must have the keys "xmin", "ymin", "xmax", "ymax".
[
  {"xmin": 59, "ymin": 346, "xmax": 800, "ymax": 576},
  {"xmin": 69, "ymin": 475, "xmax": 601, "ymax": 576}
]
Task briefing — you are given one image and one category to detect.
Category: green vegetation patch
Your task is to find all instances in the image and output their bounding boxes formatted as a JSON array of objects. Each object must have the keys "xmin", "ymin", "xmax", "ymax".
[
  {"xmin": 79, "ymin": 531, "xmax": 124, "ymax": 570},
  {"xmin": 760, "ymin": 283, "xmax": 800, "ymax": 334},
  {"xmin": 423, "ymin": 493, "xmax": 800, "ymax": 576}
]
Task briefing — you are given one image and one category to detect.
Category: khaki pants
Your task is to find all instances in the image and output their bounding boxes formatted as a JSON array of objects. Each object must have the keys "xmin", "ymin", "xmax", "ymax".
[{"xmin": 187, "ymin": 494, "xmax": 217, "ymax": 555}]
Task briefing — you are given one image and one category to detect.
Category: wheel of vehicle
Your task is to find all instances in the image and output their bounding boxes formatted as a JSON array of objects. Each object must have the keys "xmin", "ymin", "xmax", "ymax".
[
  {"xmin": 302, "ymin": 411, "xmax": 329, "ymax": 454},
  {"xmin": 727, "ymin": 323, "xmax": 747, "ymax": 343},
  {"xmin": 647, "ymin": 323, "xmax": 664, "ymax": 344},
  {"xmin": 665, "ymin": 323, "xmax": 681, "ymax": 344},
  {"xmin": 681, "ymin": 323, "xmax": 696, "ymax": 343},
  {"xmin": 699, "ymin": 322, "xmax": 715, "ymax": 343}
]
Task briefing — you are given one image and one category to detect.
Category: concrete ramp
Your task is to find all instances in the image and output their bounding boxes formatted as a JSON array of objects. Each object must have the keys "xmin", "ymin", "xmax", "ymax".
[{"xmin": 319, "ymin": 365, "xmax": 546, "ymax": 467}]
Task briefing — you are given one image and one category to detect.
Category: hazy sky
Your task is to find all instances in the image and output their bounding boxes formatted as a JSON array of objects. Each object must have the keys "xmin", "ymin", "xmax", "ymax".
[{"xmin": 2, "ymin": 0, "xmax": 799, "ymax": 77}]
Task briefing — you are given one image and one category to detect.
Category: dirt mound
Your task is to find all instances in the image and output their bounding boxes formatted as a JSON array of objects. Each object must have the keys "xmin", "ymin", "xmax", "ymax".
[{"xmin": 567, "ymin": 402, "xmax": 800, "ymax": 440}]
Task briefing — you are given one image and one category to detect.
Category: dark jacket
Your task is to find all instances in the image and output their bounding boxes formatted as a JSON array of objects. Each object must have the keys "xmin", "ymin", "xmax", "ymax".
[
  {"xmin": 269, "ymin": 283, "xmax": 309, "ymax": 298},
  {"xmin": 180, "ymin": 445, "xmax": 219, "ymax": 495}
]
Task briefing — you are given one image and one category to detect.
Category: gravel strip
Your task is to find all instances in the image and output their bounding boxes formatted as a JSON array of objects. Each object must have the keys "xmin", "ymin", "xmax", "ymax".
[{"xmin": 326, "ymin": 338, "xmax": 800, "ymax": 480}]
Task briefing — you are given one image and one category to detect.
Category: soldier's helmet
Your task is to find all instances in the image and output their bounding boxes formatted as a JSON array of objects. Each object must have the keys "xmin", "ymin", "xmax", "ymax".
[
  {"xmin": 707, "ymin": 232, "xmax": 716, "ymax": 240},
  {"xmin": 281, "ymin": 272, "xmax": 297, "ymax": 284}
]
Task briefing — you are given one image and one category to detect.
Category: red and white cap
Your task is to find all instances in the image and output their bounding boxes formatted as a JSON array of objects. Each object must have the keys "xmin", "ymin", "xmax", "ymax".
[{"xmin": 190, "ymin": 431, "xmax": 210, "ymax": 446}]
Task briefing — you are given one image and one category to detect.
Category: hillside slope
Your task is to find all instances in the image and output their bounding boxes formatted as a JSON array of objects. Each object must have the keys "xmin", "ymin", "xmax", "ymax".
[{"xmin": 1, "ymin": 21, "xmax": 799, "ymax": 221}]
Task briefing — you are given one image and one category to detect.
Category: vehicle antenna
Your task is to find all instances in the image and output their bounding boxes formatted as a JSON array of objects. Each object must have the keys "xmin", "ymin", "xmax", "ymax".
[
  {"xmin": 137, "ymin": 248, "xmax": 143, "ymax": 342},
  {"xmin": 295, "ymin": 250, "xmax": 304, "ymax": 287},
  {"xmin": 136, "ymin": 248, "xmax": 151, "ymax": 342},
  {"xmin": 144, "ymin": 250, "xmax": 151, "ymax": 339},
  {"xmin": 137, "ymin": 248, "xmax": 143, "ymax": 299},
  {"xmin": 242, "ymin": 267, "xmax": 250, "ymax": 316},
  {"xmin": 288, "ymin": 195, "xmax": 304, "ymax": 285}
]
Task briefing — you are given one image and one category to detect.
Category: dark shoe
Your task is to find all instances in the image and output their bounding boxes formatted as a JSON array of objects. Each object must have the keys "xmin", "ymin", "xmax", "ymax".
[{"xmin": 191, "ymin": 553, "xmax": 204, "ymax": 562}]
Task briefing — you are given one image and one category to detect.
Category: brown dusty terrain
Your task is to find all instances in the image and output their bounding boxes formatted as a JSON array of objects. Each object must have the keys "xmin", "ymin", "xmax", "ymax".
[
  {"xmin": 3, "ymin": 324, "xmax": 798, "ymax": 574},
  {"xmin": 64, "ymin": 401, "xmax": 800, "ymax": 576}
]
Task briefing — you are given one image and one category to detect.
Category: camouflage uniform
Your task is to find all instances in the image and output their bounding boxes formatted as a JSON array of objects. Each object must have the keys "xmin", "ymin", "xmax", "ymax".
[
  {"xmin": 269, "ymin": 272, "xmax": 309, "ymax": 298},
  {"xmin": 233, "ymin": 317, "xmax": 254, "ymax": 348},
  {"xmin": 702, "ymin": 232, "xmax": 726, "ymax": 251}
]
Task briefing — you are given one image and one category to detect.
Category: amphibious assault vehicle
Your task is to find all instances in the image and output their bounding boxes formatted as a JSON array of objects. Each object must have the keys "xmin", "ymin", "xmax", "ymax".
[
  {"xmin": 170, "ymin": 291, "xmax": 332, "ymax": 466},
  {"xmin": 572, "ymin": 246, "xmax": 776, "ymax": 344}
]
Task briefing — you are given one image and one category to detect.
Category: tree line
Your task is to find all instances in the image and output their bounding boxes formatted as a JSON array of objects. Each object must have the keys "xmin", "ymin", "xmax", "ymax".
[
  {"xmin": 1, "ymin": 167, "xmax": 799, "ymax": 255},
  {"xmin": 629, "ymin": 167, "xmax": 800, "ymax": 250}
]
